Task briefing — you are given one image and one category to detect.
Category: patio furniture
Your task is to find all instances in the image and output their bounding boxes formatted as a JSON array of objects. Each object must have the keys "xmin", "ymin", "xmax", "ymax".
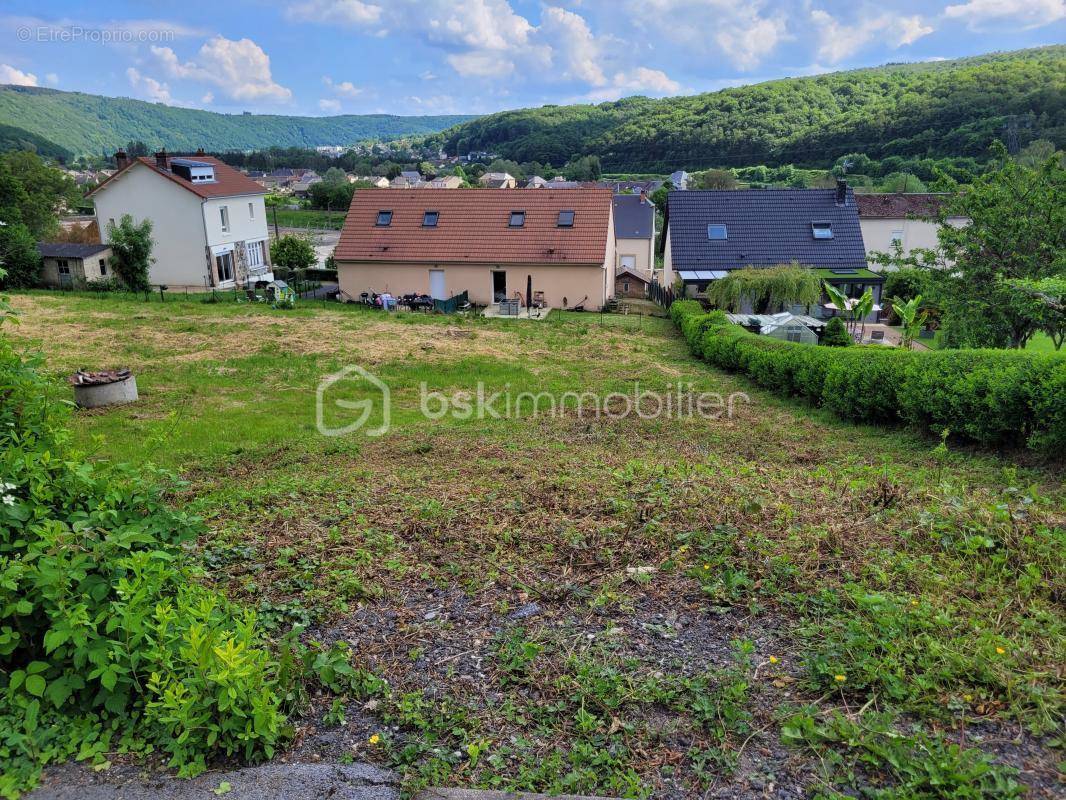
[{"xmin": 499, "ymin": 298, "xmax": 520, "ymax": 316}]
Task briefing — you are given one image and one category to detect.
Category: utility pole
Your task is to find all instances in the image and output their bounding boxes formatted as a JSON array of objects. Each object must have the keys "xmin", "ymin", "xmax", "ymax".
[{"xmin": 272, "ymin": 205, "xmax": 280, "ymax": 239}]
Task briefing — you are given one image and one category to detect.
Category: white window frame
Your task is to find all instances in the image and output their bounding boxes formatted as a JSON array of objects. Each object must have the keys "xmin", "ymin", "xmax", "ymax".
[
  {"xmin": 248, "ymin": 201, "xmax": 255, "ymax": 221},
  {"xmin": 890, "ymin": 229, "xmax": 904, "ymax": 245},
  {"xmin": 246, "ymin": 240, "xmax": 264, "ymax": 269},
  {"xmin": 220, "ymin": 205, "xmax": 230, "ymax": 233},
  {"xmin": 216, "ymin": 251, "xmax": 234, "ymax": 284}
]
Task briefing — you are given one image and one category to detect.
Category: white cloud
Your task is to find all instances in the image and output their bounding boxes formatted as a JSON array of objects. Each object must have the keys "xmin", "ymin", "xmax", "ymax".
[
  {"xmin": 151, "ymin": 36, "xmax": 292, "ymax": 102},
  {"xmin": 584, "ymin": 67, "xmax": 682, "ymax": 102},
  {"xmin": 810, "ymin": 9, "xmax": 934, "ymax": 63},
  {"xmin": 319, "ymin": 98, "xmax": 342, "ymax": 112},
  {"xmin": 45, "ymin": 72, "xmax": 59, "ymax": 86},
  {"xmin": 201, "ymin": 91, "xmax": 214, "ymax": 103},
  {"xmin": 322, "ymin": 76, "xmax": 363, "ymax": 98},
  {"xmin": 447, "ymin": 51, "xmax": 514, "ymax": 77},
  {"xmin": 0, "ymin": 64, "xmax": 38, "ymax": 86},
  {"xmin": 126, "ymin": 66, "xmax": 173, "ymax": 103},
  {"xmin": 286, "ymin": 0, "xmax": 383, "ymax": 26},
  {"xmin": 943, "ymin": 0, "xmax": 1065, "ymax": 31},
  {"xmin": 634, "ymin": 1, "xmax": 790, "ymax": 70},
  {"xmin": 537, "ymin": 7, "xmax": 607, "ymax": 86}
]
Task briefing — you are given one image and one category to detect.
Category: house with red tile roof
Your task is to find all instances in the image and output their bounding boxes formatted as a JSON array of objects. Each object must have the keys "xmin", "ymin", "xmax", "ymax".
[
  {"xmin": 856, "ymin": 193, "xmax": 968, "ymax": 268},
  {"xmin": 335, "ymin": 188, "xmax": 617, "ymax": 310},
  {"xmin": 89, "ymin": 150, "xmax": 272, "ymax": 289}
]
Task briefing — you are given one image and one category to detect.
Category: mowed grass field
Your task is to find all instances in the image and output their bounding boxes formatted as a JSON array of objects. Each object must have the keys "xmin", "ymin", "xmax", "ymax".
[{"xmin": 10, "ymin": 292, "xmax": 1065, "ymax": 799}]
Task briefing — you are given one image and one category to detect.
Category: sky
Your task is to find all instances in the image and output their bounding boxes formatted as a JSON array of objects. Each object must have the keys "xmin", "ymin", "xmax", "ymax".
[{"xmin": 1, "ymin": 1, "xmax": 1063, "ymax": 117}]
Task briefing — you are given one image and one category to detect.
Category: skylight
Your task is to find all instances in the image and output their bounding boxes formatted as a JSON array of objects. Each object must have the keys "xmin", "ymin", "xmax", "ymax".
[
  {"xmin": 812, "ymin": 221, "xmax": 834, "ymax": 239},
  {"xmin": 509, "ymin": 211, "xmax": 526, "ymax": 228},
  {"xmin": 557, "ymin": 210, "xmax": 575, "ymax": 227},
  {"xmin": 707, "ymin": 224, "xmax": 728, "ymax": 240},
  {"xmin": 423, "ymin": 211, "xmax": 439, "ymax": 227},
  {"xmin": 376, "ymin": 210, "xmax": 392, "ymax": 227}
]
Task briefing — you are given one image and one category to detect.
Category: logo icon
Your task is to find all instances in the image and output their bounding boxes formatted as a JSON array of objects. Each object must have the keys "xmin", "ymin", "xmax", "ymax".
[{"xmin": 316, "ymin": 365, "xmax": 390, "ymax": 437}]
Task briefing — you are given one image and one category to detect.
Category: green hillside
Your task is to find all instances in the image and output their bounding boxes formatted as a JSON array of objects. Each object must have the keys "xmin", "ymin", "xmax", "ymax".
[
  {"xmin": 0, "ymin": 122, "xmax": 69, "ymax": 161},
  {"xmin": 429, "ymin": 46, "xmax": 1066, "ymax": 172},
  {"xmin": 0, "ymin": 86, "xmax": 475, "ymax": 156}
]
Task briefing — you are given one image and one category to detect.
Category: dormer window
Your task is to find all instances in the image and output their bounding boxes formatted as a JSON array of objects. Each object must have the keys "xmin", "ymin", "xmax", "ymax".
[
  {"xmin": 376, "ymin": 210, "xmax": 393, "ymax": 227},
  {"xmin": 707, "ymin": 224, "xmax": 727, "ymax": 240},
  {"xmin": 423, "ymin": 211, "xmax": 439, "ymax": 227},
  {"xmin": 509, "ymin": 211, "xmax": 526, "ymax": 228},
  {"xmin": 812, "ymin": 221, "xmax": 834, "ymax": 239},
  {"xmin": 557, "ymin": 210, "xmax": 575, "ymax": 227}
]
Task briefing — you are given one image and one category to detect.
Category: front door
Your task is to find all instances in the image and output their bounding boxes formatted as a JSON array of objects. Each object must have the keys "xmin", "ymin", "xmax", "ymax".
[
  {"xmin": 429, "ymin": 269, "xmax": 446, "ymax": 300},
  {"xmin": 491, "ymin": 270, "xmax": 506, "ymax": 302},
  {"xmin": 57, "ymin": 260, "xmax": 72, "ymax": 287}
]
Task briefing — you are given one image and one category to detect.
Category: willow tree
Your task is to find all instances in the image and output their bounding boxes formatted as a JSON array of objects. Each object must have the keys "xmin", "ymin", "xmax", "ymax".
[{"xmin": 706, "ymin": 264, "xmax": 821, "ymax": 313}]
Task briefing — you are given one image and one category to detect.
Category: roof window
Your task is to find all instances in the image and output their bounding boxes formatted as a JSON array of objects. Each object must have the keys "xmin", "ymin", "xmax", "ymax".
[
  {"xmin": 509, "ymin": 211, "xmax": 526, "ymax": 228},
  {"xmin": 812, "ymin": 221, "xmax": 834, "ymax": 239},
  {"xmin": 423, "ymin": 211, "xmax": 439, "ymax": 227},
  {"xmin": 376, "ymin": 210, "xmax": 393, "ymax": 227},
  {"xmin": 707, "ymin": 224, "xmax": 728, "ymax": 240},
  {"xmin": 557, "ymin": 210, "xmax": 575, "ymax": 227}
]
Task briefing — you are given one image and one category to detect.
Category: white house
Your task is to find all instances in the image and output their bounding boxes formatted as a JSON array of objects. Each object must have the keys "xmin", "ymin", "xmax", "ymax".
[
  {"xmin": 855, "ymin": 193, "xmax": 969, "ymax": 270},
  {"xmin": 90, "ymin": 150, "xmax": 272, "ymax": 289}
]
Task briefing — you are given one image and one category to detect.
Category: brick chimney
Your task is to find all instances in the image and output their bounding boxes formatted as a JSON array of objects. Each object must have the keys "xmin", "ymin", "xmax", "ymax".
[
  {"xmin": 835, "ymin": 178, "xmax": 848, "ymax": 206},
  {"xmin": 154, "ymin": 149, "xmax": 168, "ymax": 170},
  {"xmin": 195, "ymin": 147, "xmax": 206, "ymax": 156},
  {"xmin": 114, "ymin": 150, "xmax": 129, "ymax": 170}
]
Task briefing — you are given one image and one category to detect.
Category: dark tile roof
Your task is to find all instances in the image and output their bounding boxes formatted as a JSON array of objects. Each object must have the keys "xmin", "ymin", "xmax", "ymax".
[
  {"xmin": 336, "ymin": 188, "xmax": 612, "ymax": 265},
  {"xmin": 613, "ymin": 193, "xmax": 655, "ymax": 240},
  {"xmin": 89, "ymin": 156, "xmax": 265, "ymax": 200},
  {"xmin": 38, "ymin": 242, "xmax": 111, "ymax": 258},
  {"xmin": 855, "ymin": 193, "xmax": 951, "ymax": 218},
  {"xmin": 666, "ymin": 188, "xmax": 868, "ymax": 271}
]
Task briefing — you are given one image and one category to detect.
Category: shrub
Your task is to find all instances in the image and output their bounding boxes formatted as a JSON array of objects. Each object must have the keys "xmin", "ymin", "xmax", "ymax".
[
  {"xmin": 668, "ymin": 300, "xmax": 1065, "ymax": 451},
  {"xmin": 0, "ymin": 330, "xmax": 288, "ymax": 792},
  {"xmin": 820, "ymin": 317, "xmax": 851, "ymax": 346}
]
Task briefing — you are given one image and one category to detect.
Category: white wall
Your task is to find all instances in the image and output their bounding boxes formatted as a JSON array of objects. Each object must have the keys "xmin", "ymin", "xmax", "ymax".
[
  {"xmin": 94, "ymin": 163, "xmax": 210, "ymax": 287},
  {"xmin": 202, "ymin": 195, "xmax": 269, "ymax": 248},
  {"xmin": 861, "ymin": 216, "xmax": 967, "ymax": 270}
]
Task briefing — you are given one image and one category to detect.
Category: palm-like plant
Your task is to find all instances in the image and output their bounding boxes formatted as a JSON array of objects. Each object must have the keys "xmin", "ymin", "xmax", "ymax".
[
  {"xmin": 892, "ymin": 294, "xmax": 927, "ymax": 349},
  {"xmin": 823, "ymin": 281, "xmax": 874, "ymax": 339}
]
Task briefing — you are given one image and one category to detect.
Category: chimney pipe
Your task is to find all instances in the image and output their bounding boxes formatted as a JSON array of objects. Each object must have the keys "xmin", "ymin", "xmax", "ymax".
[
  {"xmin": 195, "ymin": 147, "xmax": 205, "ymax": 156},
  {"xmin": 154, "ymin": 149, "xmax": 168, "ymax": 170},
  {"xmin": 114, "ymin": 150, "xmax": 129, "ymax": 171},
  {"xmin": 835, "ymin": 178, "xmax": 847, "ymax": 206}
]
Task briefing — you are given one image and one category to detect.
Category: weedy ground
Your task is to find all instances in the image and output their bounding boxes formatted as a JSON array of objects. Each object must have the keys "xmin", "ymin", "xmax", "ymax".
[{"xmin": 11, "ymin": 291, "xmax": 1065, "ymax": 799}]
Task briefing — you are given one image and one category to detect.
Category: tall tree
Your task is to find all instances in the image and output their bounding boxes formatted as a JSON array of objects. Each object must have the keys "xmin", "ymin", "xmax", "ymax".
[{"xmin": 934, "ymin": 145, "xmax": 1065, "ymax": 348}]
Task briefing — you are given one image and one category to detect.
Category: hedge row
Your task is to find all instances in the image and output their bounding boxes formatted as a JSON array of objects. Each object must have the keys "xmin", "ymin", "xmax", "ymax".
[{"xmin": 670, "ymin": 301, "xmax": 1065, "ymax": 452}]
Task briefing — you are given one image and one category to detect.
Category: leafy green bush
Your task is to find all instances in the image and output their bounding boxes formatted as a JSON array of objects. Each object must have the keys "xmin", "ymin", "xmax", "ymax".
[
  {"xmin": 820, "ymin": 316, "xmax": 851, "ymax": 346},
  {"xmin": 670, "ymin": 301, "xmax": 1065, "ymax": 451},
  {"xmin": 0, "ymin": 331, "xmax": 288, "ymax": 793}
]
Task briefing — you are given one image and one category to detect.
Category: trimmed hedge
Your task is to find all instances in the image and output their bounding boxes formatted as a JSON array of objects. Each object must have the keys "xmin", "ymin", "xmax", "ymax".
[{"xmin": 671, "ymin": 301, "xmax": 1065, "ymax": 452}]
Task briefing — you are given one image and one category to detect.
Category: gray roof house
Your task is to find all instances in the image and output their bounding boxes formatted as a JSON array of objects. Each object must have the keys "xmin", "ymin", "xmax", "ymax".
[
  {"xmin": 669, "ymin": 170, "xmax": 690, "ymax": 190},
  {"xmin": 38, "ymin": 242, "xmax": 113, "ymax": 287},
  {"xmin": 662, "ymin": 181, "xmax": 883, "ymax": 321},
  {"xmin": 612, "ymin": 193, "xmax": 657, "ymax": 279}
]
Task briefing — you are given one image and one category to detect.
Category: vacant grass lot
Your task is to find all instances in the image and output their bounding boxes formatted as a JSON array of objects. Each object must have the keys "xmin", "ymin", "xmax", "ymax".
[{"xmin": 10, "ymin": 292, "xmax": 1065, "ymax": 799}]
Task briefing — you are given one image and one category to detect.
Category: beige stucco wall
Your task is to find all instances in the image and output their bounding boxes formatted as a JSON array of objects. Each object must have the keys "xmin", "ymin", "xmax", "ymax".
[
  {"xmin": 615, "ymin": 237, "xmax": 654, "ymax": 275},
  {"xmin": 860, "ymin": 217, "xmax": 967, "ymax": 270},
  {"xmin": 338, "ymin": 261, "xmax": 611, "ymax": 310},
  {"xmin": 662, "ymin": 228, "xmax": 674, "ymax": 286},
  {"xmin": 94, "ymin": 163, "xmax": 210, "ymax": 287}
]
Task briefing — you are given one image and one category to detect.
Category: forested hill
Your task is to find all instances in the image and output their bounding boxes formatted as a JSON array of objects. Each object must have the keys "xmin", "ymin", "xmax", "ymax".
[
  {"xmin": 429, "ymin": 46, "xmax": 1066, "ymax": 172},
  {"xmin": 0, "ymin": 85, "xmax": 475, "ymax": 157}
]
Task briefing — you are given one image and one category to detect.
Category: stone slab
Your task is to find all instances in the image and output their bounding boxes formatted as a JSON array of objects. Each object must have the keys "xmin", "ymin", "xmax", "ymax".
[{"xmin": 28, "ymin": 762, "xmax": 399, "ymax": 800}]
